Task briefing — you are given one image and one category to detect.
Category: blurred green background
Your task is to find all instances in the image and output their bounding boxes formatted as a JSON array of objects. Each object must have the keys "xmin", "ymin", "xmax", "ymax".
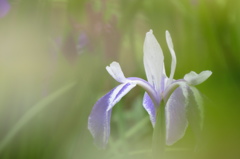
[{"xmin": 0, "ymin": 0, "xmax": 240, "ymax": 159}]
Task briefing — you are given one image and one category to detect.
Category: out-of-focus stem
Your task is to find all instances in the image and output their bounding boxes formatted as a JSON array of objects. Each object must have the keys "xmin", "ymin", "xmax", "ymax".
[{"xmin": 152, "ymin": 102, "xmax": 166, "ymax": 159}]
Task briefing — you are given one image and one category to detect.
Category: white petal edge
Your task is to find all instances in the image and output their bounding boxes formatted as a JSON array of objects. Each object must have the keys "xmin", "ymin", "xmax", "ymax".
[
  {"xmin": 106, "ymin": 61, "xmax": 127, "ymax": 83},
  {"xmin": 166, "ymin": 30, "xmax": 177, "ymax": 86},
  {"xmin": 184, "ymin": 70, "xmax": 212, "ymax": 86},
  {"xmin": 143, "ymin": 29, "xmax": 164, "ymax": 94}
]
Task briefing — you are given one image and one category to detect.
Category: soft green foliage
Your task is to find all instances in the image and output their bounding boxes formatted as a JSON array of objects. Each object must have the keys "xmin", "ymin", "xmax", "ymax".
[{"xmin": 0, "ymin": 0, "xmax": 239, "ymax": 159}]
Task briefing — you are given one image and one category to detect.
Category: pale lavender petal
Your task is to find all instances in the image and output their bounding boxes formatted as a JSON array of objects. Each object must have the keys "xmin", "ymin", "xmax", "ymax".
[
  {"xmin": 165, "ymin": 86, "xmax": 188, "ymax": 146},
  {"xmin": 163, "ymin": 80, "xmax": 186, "ymax": 102},
  {"xmin": 0, "ymin": 0, "xmax": 10, "ymax": 18},
  {"xmin": 143, "ymin": 92, "xmax": 157, "ymax": 126},
  {"xmin": 186, "ymin": 86, "xmax": 203, "ymax": 138},
  {"xmin": 88, "ymin": 82, "xmax": 136, "ymax": 148}
]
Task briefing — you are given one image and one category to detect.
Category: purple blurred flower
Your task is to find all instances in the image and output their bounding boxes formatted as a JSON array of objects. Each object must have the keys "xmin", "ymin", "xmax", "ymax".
[
  {"xmin": 0, "ymin": 0, "xmax": 10, "ymax": 18},
  {"xmin": 77, "ymin": 32, "xmax": 89, "ymax": 54},
  {"xmin": 84, "ymin": 2, "xmax": 121, "ymax": 60},
  {"xmin": 88, "ymin": 30, "xmax": 212, "ymax": 148},
  {"xmin": 53, "ymin": 31, "xmax": 89, "ymax": 63}
]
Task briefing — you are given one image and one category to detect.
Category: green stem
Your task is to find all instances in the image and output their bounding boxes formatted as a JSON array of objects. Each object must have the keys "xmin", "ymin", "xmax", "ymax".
[{"xmin": 152, "ymin": 102, "xmax": 166, "ymax": 159}]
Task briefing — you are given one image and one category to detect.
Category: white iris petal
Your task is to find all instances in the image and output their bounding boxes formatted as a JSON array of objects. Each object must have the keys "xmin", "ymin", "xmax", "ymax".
[
  {"xmin": 166, "ymin": 30, "xmax": 177, "ymax": 86},
  {"xmin": 144, "ymin": 30, "xmax": 164, "ymax": 94}
]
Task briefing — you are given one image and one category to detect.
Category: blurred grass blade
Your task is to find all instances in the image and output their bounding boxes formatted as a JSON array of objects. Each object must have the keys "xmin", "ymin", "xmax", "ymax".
[
  {"xmin": 107, "ymin": 117, "xmax": 149, "ymax": 157},
  {"xmin": 124, "ymin": 116, "xmax": 149, "ymax": 138},
  {"xmin": 0, "ymin": 82, "xmax": 76, "ymax": 152}
]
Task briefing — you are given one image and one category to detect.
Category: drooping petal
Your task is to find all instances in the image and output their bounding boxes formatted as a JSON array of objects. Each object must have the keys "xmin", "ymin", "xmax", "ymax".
[
  {"xmin": 143, "ymin": 30, "xmax": 164, "ymax": 94},
  {"xmin": 88, "ymin": 82, "xmax": 136, "ymax": 148},
  {"xmin": 166, "ymin": 30, "xmax": 177, "ymax": 85},
  {"xmin": 0, "ymin": 0, "xmax": 10, "ymax": 18},
  {"xmin": 106, "ymin": 61, "xmax": 127, "ymax": 83},
  {"xmin": 107, "ymin": 82, "xmax": 137, "ymax": 111},
  {"xmin": 184, "ymin": 71, "xmax": 212, "ymax": 86},
  {"xmin": 143, "ymin": 92, "xmax": 157, "ymax": 126},
  {"xmin": 186, "ymin": 86, "xmax": 203, "ymax": 138},
  {"xmin": 165, "ymin": 85, "xmax": 189, "ymax": 146}
]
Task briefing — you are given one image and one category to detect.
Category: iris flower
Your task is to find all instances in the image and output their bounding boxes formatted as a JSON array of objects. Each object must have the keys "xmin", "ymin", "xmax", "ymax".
[{"xmin": 88, "ymin": 30, "xmax": 212, "ymax": 148}]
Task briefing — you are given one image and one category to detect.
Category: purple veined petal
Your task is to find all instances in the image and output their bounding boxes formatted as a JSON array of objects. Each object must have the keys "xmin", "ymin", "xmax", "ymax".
[
  {"xmin": 107, "ymin": 82, "xmax": 137, "ymax": 111},
  {"xmin": 0, "ymin": 0, "xmax": 10, "ymax": 18},
  {"xmin": 184, "ymin": 70, "xmax": 212, "ymax": 86},
  {"xmin": 143, "ymin": 30, "xmax": 164, "ymax": 94},
  {"xmin": 88, "ymin": 82, "xmax": 136, "ymax": 148},
  {"xmin": 143, "ymin": 92, "xmax": 157, "ymax": 127},
  {"xmin": 165, "ymin": 85, "xmax": 189, "ymax": 146},
  {"xmin": 186, "ymin": 86, "xmax": 203, "ymax": 138}
]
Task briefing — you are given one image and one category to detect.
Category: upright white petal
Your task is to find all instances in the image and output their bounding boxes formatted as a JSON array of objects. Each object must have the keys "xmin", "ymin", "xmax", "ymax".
[
  {"xmin": 143, "ymin": 30, "xmax": 164, "ymax": 94},
  {"xmin": 184, "ymin": 71, "xmax": 212, "ymax": 85},
  {"xmin": 166, "ymin": 30, "xmax": 177, "ymax": 85},
  {"xmin": 106, "ymin": 62, "xmax": 127, "ymax": 83}
]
